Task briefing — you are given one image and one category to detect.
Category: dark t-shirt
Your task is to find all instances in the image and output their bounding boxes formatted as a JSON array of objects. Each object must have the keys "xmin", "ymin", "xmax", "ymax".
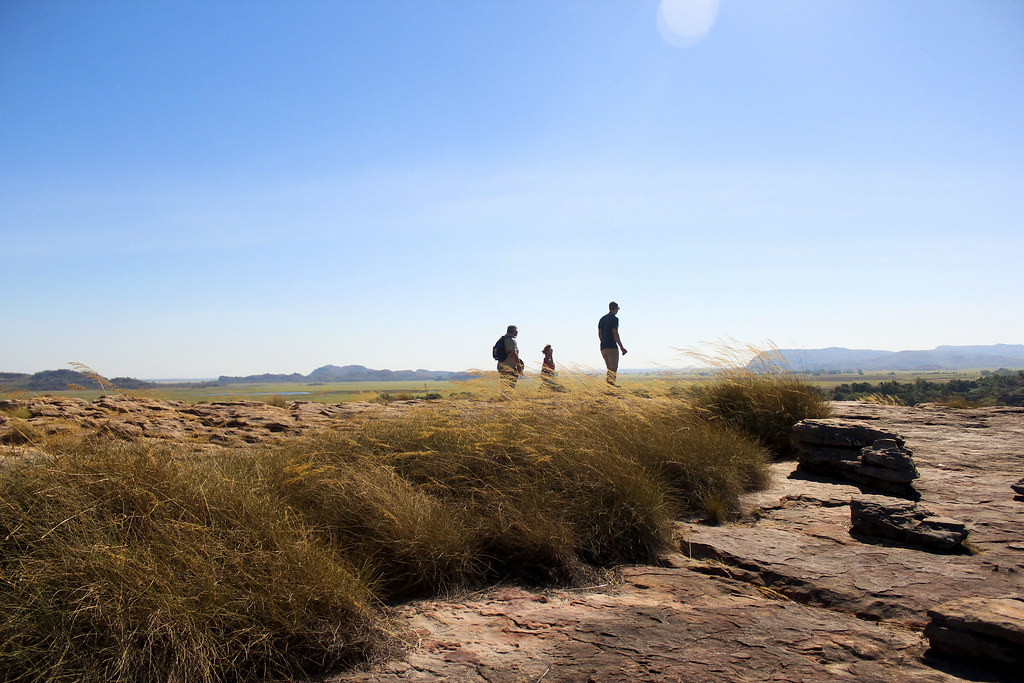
[{"xmin": 598, "ymin": 313, "xmax": 619, "ymax": 350}]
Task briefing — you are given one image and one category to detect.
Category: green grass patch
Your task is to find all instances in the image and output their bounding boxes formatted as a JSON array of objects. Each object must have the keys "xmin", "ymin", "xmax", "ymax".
[
  {"xmin": 155, "ymin": 380, "xmax": 471, "ymax": 404},
  {"xmin": 5, "ymin": 380, "xmax": 475, "ymax": 405},
  {"xmin": 798, "ymin": 369, "xmax": 982, "ymax": 390}
]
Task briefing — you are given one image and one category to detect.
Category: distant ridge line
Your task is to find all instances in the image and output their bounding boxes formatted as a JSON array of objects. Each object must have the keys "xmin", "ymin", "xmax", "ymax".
[
  {"xmin": 754, "ymin": 344, "xmax": 1024, "ymax": 372},
  {"xmin": 218, "ymin": 364, "xmax": 475, "ymax": 384},
  {"xmin": 0, "ymin": 365, "xmax": 476, "ymax": 391}
]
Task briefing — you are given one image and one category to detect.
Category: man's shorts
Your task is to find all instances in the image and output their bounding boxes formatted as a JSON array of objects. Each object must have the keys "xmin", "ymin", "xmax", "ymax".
[{"xmin": 601, "ymin": 347, "xmax": 619, "ymax": 372}]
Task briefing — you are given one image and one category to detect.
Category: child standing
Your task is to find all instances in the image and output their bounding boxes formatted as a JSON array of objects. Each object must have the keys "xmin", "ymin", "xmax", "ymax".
[{"xmin": 541, "ymin": 345, "xmax": 560, "ymax": 390}]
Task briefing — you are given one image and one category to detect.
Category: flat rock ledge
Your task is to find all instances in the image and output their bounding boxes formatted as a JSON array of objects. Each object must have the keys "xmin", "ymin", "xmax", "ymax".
[
  {"xmin": 925, "ymin": 596, "xmax": 1024, "ymax": 665},
  {"xmin": 793, "ymin": 418, "xmax": 920, "ymax": 497},
  {"xmin": 0, "ymin": 394, "xmax": 409, "ymax": 456}
]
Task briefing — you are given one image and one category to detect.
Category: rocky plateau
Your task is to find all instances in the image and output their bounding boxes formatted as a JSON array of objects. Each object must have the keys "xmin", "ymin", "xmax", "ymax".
[{"xmin": 2, "ymin": 396, "xmax": 1022, "ymax": 681}]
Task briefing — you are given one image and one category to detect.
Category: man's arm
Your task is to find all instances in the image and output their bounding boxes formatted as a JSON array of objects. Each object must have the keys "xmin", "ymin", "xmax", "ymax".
[{"xmin": 612, "ymin": 329, "xmax": 627, "ymax": 355}]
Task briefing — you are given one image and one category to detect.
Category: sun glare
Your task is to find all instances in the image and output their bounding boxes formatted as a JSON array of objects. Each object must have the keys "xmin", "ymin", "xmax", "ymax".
[{"xmin": 658, "ymin": 0, "xmax": 721, "ymax": 47}]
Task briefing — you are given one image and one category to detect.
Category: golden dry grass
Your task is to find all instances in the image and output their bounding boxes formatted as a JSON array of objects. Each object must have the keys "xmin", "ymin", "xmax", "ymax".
[
  {"xmin": 0, "ymin": 437, "xmax": 394, "ymax": 683},
  {"xmin": 681, "ymin": 342, "xmax": 832, "ymax": 455}
]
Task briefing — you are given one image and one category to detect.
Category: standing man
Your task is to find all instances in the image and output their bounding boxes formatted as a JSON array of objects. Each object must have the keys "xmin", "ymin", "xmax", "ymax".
[
  {"xmin": 496, "ymin": 325, "xmax": 523, "ymax": 396},
  {"xmin": 598, "ymin": 301, "xmax": 627, "ymax": 386}
]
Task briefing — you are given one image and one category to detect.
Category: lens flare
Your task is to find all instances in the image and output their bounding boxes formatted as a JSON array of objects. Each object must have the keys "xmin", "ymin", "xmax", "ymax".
[{"xmin": 658, "ymin": 0, "xmax": 721, "ymax": 47}]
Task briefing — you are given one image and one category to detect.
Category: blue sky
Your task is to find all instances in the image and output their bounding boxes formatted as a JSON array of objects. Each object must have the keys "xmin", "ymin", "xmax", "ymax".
[{"xmin": 2, "ymin": 0, "xmax": 1022, "ymax": 379}]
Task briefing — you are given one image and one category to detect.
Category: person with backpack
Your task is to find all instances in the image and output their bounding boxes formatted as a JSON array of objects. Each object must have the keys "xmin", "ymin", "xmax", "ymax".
[{"xmin": 493, "ymin": 325, "xmax": 523, "ymax": 396}]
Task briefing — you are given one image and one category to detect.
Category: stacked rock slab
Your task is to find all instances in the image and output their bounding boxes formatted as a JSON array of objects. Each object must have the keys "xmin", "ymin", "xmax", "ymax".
[
  {"xmin": 791, "ymin": 419, "xmax": 919, "ymax": 497},
  {"xmin": 925, "ymin": 597, "xmax": 1024, "ymax": 664},
  {"xmin": 850, "ymin": 495, "xmax": 969, "ymax": 553}
]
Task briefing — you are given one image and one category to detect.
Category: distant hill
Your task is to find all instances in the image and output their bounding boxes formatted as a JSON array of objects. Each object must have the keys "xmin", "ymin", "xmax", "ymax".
[
  {"xmin": 218, "ymin": 365, "xmax": 475, "ymax": 384},
  {"xmin": 0, "ymin": 370, "xmax": 157, "ymax": 391},
  {"xmin": 754, "ymin": 344, "xmax": 1024, "ymax": 372},
  {"xmin": 306, "ymin": 364, "xmax": 472, "ymax": 382}
]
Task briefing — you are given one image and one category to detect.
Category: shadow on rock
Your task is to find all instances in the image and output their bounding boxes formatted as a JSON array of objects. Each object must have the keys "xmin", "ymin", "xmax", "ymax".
[{"xmin": 921, "ymin": 650, "xmax": 1021, "ymax": 683}]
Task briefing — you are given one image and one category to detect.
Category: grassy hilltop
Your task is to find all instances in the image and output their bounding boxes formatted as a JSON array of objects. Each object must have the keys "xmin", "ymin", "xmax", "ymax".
[{"xmin": 0, "ymin": 365, "xmax": 828, "ymax": 682}]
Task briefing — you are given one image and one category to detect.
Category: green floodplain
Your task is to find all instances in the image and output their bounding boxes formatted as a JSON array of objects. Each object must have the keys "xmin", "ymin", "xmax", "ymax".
[
  {"xmin": 6, "ymin": 380, "xmax": 465, "ymax": 404},
  {"xmin": 4, "ymin": 369, "xmax": 998, "ymax": 405}
]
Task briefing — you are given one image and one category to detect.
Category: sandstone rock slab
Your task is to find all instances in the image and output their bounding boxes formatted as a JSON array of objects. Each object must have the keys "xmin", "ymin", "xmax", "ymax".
[
  {"xmin": 793, "ymin": 418, "xmax": 919, "ymax": 497},
  {"xmin": 792, "ymin": 419, "xmax": 906, "ymax": 449},
  {"xmin": 925, "ymin": 596, "xmax": 1024, "ymax": 664},
  {"xmin": 850, "ymin": 495, "xmax": 969, "ymax": 553}
]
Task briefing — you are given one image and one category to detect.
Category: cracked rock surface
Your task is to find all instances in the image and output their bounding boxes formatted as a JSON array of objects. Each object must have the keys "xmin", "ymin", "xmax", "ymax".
[
  {"xmin": 0, "ymin": 395, "xmax": 409, "ymax": 455},
  {"xmin": 326, "ymin": 561, "xmax": 945, "ymax": 683}
]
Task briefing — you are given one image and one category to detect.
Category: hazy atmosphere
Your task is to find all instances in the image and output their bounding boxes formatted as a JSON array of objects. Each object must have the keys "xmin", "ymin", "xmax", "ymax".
[{"xmin": 2, "ymin": 0, "xmax": 1022, "ymax": 379}]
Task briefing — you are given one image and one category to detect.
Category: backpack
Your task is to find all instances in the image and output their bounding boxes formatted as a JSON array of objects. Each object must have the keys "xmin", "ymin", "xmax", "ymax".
[{"xmin": 492, "ymin": 336, "xmax": 509, "ymax": 363}]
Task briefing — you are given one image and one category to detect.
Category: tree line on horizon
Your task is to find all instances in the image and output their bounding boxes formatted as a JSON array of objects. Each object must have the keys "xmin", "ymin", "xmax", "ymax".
[
  {"xmin": 826, "ymin": 370, "xmax": 1024, "ymax": 407},
  {"xmin": 0, "ymin": 370, "xmax": 156, "ymax": 392}
]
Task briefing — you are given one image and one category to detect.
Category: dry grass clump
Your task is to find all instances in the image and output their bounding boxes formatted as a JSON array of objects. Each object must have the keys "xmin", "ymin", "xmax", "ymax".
[
  {"xmin": 1, "ymin": 416, "xmax": 41, "ymax": 445},
  {"xmin": 488, "ymin": 391, "xmax": 772, "ymax": 519},
  {"xmin": 0, "ymin": 402, "xmax": 33, "ymax": 420},
  {"xmin": 683, "ymin": 343, "xmax": 831, "ymax": 457},
  {"xmin": 318, "ymin": 390, "xmax": 773, "ymax": 578},
  {"xmin": 264, "ymin": 394, "xmax": 288, "ymax": 408},
  {"xmin": 862, "ymin": 393, "xmax": 905, "ymax": 406},
  {"xmin": 931, "ymin": 395, "xmax": 977, "ymax": 409},
  {"xmin": 0, "ymin": 437, "xmax": 394, "ymax": 683},
  {"xmin": 267, "ymin": 434, "xmax": 480, "ymax": 601},
  {"xmin": 280, "ymin": 403, "xmax": 674, "ymax": 590}
]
